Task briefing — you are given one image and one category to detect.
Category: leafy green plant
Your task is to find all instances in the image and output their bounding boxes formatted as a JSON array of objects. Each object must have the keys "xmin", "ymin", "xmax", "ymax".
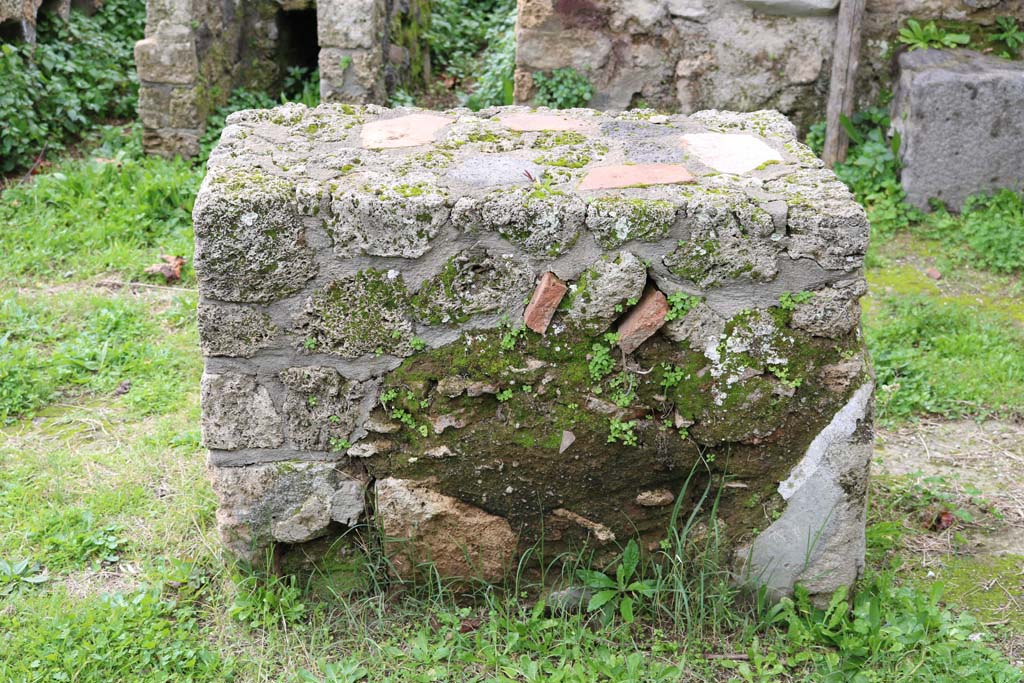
[
  {"xmin": 991, "ymin": 16, "xmax": 1024, "ymax": 57},
  {"xmin": 0, "ymin": 0, "xmax": 145, "ymax": 171},
  {"xmin": 665, "ymin": 292, "xmax": 701, "ymax": 322},
  {"xmin": 298, "ymin": 658, "xmax": 369, "ymax": 683},
  {"xmin": 462, "ymin": 8, "xmax": 517, "ymax": 110},
  {"xmin": 588, "ymin": 333, "xmax": 619, "ymax": 382},
  {"xmin": 918, "ymin": 189, "xmax": 1024, "ymax": 274},
  {"xmin": 533, "ymin": 68, "xmax": 593, "ymax": 109},
  {"xmin": 898, "ymin": 19, "xmax": 970, "ymax": 51},
  {"xmin": 0, "ymin": 559, "xmax": 48, "ymax": 596},
  {"xmin": 607, "ymin": 418, "xmax": 638, "ymax": 446},
  {"xmin": 229, "ymin": 572, "xmax": 307, "ymax": 630},
  {"xmin": 807, "ymin": 107, "xmax": 922, "ymax": 237},
  {"xmin": 778, "ymin": 290, "xmax": 814, "ymax": 312},
  {"xmin": 576, "ymin": 540, "xmax": 656, "ymax": 624}
]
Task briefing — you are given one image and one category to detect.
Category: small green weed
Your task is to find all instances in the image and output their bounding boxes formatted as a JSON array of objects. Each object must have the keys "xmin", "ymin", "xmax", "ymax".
[
  {"xmin": 576, "ymin": 539, "xmax": 656, "ymax": 624},
  {"xmin": 229, "ymin": 571, "xmax": 307, "ymax": 630},
  {"xmin": 607, "ymin": 418, "xmax": 638, "ymax": 446},
  {"xmin": 898, "ymin": 18, "xmax": 970, "ymax": 50},
  {"xmin": 0, "ymin": 559, "xmax": 48, "ymax": 596},
  {"xmin": 665, "ymin": 292, "xmax": 701, "ymax": 322},
  {"xmin": 918, "ymin": 189, "xmax": 1024, "ymax": 274},
  {"xmin": 588, "ymin": 333, "xmax": 619, "ymax": 382}
]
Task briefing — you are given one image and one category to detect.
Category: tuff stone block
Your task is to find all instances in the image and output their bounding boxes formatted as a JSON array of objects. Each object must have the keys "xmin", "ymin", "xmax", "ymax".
[
  {"xmin": 196, "ymin": 104, "xmax": 873, "ymax": 604},
  {"xmin": 892, "ymin": 49, "xmax": 1024, "ymax": 211}
]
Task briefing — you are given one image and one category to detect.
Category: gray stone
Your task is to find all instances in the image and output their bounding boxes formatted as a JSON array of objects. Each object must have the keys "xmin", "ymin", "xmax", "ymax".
[
  {"xmin": 317, "ymin": 0, "xmax": 381, "ymax": 49},
  {"xmin": 585, "ymin": 197, "xmax": 679, "ymax": 249},
  {"xmin": 662, "ymin": 302, "xmax": 726, "ymax": 353},
  {"xmin": 326, "ymin": 172, "xmax": 449, "ymax": 258},
  {"xmin": 446, "ymin": 155, "xmax": 543, "ymax": 188},
  {"xmin": 740, "ymin": 382, "xmax": 873, "ymax": 606},
  {"xmin": 197, "ymin": 301, "xmax": 278, "ymax": 357},
  {"xmin": 789, "ymin": 280, "xmax": 867, "ymax": 338},
  {"xmin": 451, "ymin": 187, "xmax": 586, "ymax": 257},
  {"xmin": 411, "ymin": 247, "xmax": 535, "ymax": 325},
  {"xmin": 300, "ymin": 272, "xmax": 414, "ymax": 358},
  {"xmin": 192, "ymin": 167, "xmax": 316, "ymax": 303},
  {"xmin": 546, "ymin": 586, "xmax": 594, "ymax": 614},
  {"xmin": 278, "ymin": 367, "xmax": 378, "ymax": 450},
  {"xmin": 209, "ymin": 462, "xmax": 365, "ymax": 561},
  {"xmin": 563, "ymin": 252, "xmax": 648, "ymax": 334},
  {"xmin": 133, "ymin": 25, "xmax": 198, "ymax": 85},
  {"xmin": 738, "ymin": 0, "xmax": 839, "ymax": 16},
  {"xmin": 200, "ymin": 373, "xmax": 283, "ymax": 450},
  {"xmin": 892, "ymin": 49, "xmax": 1024, "ymax": 211}
]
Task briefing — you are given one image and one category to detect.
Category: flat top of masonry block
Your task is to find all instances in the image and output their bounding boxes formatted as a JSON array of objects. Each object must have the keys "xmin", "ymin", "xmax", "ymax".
[
  {"xmin": 898, "ymin": 47, "xmax": 1024, "ymax": 75},
  {"xmin": 209, "ymin": 104, "xmax": 835, "ymax": 197},
  {"xmin": 198, "ymin": 104, "xmax": 866, "ymax": 282}
]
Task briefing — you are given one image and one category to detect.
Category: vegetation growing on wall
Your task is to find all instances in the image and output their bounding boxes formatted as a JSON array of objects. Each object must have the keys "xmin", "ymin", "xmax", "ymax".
[
  {"xmin": 0, "ymin": 0, "xmax": 145, "ymax": 172},
  {"xmin": 532, "ymin": 67, "xmax": 594, "ymax": 110},
  {"xmin": 898, "ymin": 16, "xmax": 1024, "ymax": 59}
]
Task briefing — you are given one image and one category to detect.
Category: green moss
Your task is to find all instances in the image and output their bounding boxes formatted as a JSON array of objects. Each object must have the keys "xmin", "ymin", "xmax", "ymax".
[
  {"xmin": 913, "ymin": 554, "xmax": 1024, "ymax": 628},
  {"xmin": 588, "ymin": 197, "xmax": 676, "ymax": 248},
  {"xmin": 533, "ymin": 131, "xmax": 587, "ymax": 150},
  {"xmin": 303, "ymin": 270, "xmax": 413, "ymax": 357}
]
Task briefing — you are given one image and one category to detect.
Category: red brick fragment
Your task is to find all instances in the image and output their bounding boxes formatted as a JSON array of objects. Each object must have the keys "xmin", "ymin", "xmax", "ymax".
[
  {"xmin": 616, "ymin": 288, "xmax": 668, "ymax": 354},
  {"xmin": 925, "ymin": 267, "xmax": 942, "ymax": 280},
  {"xmin": 523, "ymin": 272, "xmax": 568, "ymax": 334}
]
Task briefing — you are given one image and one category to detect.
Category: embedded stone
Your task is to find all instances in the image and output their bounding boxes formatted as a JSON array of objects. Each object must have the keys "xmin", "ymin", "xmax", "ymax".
[
  {"xmin": 738, "ymin": 0, "xmax": 839, "ymax": 16},
  {"xmin": 412, "ymin": 248, "xmax": 535, "ymax": 326},
  {"xmin": 375, "ymin": 478, "xmax": 518, "ymax": 582},
  {"xmin": 636, "ymin": 489, "xmax": 675, "ymax": 507},
  {"xmin": 197, "ymin": 302, "xmax": 278, "ymax": 358},
  {"xmin": 681, "ymin": 133, "xmax": 784, "ymax": 174},
  {"xmin": 446, "ymin": 155, "xmax": 544, "ymax": 188},
  {"xmin": 360, "ymin": 113, "xmax": 452, "ymax": 148},
  {"xmin": 524, "ymin": 272, "xmax": 568, "ymax": 334},
  {"xmin": 578, "ymin": 164, "xmax": 695, "ymax": 190},
  {"xmin": 617, "ymin": 288, "xmax": 669, "ymax": 354},
  {"xmin": 200, "ymin": 373, "xmax": 283, "ymax": 450},
  {"xmin": 278, "ymin": 367, "xmax": 377, "ymax": 451},
  {"xmin": 563, "ymin": 252, "xmax": 647, "ymax": 334}
]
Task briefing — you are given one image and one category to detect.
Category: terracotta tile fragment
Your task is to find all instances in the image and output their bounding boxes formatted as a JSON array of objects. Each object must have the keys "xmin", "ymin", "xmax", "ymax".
[
  {"xmin": 360, "ymin": 113, "xmax": 452, "ymax": 149},
  {"xmin": 523, "ymin": 272, "xmax": 568, "ymax": 334},
  {"xmin": 498, "ymin": 113, "xmax": 592, "ymax": 132},
  {"xmin": 578, "ymin": 164, "xmax": 695, "ymax": 191},
  {"xmin": 616, "ymin": 288, "xmax": 668, "ymax": 354}
]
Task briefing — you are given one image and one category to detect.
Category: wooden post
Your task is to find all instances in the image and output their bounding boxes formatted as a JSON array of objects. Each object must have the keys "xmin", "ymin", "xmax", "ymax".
[{"xmin": 822, "ymin": 0, "xmax": 867, "ymax": 168}]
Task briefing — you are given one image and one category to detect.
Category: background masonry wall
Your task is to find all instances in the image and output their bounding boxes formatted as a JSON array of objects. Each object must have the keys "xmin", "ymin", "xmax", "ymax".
[
  {"xmin": 514, "ymin": 0, "xmax": 1024, "ymax": 130},
  {"xmin": 195, "ymin": 103, "xmax": 874, "ymax": 603},
  {"xmin": 134, "ymin": 0, "xmax": 424, "ymax": 157}
]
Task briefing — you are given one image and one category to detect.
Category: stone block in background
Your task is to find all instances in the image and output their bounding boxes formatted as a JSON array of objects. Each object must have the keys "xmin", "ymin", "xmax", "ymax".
[
  {"xmin": 892, "ymin": 48, "xmax": 1024, "ymax": 211},
  {"xmin": 195, "ymin": 104, "xmax": 874, "ymax": 604}
]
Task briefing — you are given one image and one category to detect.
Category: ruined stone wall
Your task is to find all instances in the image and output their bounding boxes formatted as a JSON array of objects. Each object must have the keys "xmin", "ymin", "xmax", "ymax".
[
  {"xmin": 514, "ymin": 0, "xmax": 1024, "ymax": 130},
  {"xmin": 195, "ymin": 103, "xmax": 874, "ymax": 602},
  {"xmin": 135, "ymin": 0, "xmax": 422, "ymax": 157}
]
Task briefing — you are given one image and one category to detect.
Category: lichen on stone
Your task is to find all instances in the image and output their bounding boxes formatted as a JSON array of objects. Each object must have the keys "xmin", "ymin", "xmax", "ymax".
[
  {"xmin": 300, "ymin": 270, "xmax": 415, "ymax": 358},
  {"xmin": 411, "ymin": 247, "xmax": 534, "ymax": 325},
  {"xmin": 586, "ymin": 197, "xmax": 677, "ymax": 248}
]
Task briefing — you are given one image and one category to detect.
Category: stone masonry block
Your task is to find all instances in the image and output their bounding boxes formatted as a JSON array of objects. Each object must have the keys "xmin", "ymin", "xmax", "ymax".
[
  {"xmin": 196, "ymin": 105, "xmax": 873, "ymax": 604},
  {"xmin": 892, "ymin": 49, "xmax": 1024, "ymax": 211}
]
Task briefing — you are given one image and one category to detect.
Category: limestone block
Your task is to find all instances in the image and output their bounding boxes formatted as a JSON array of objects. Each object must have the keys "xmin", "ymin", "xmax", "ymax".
[
  {"xmin": 200, "ymin": 373, "xmax": 283, "ymax": 450},
  {"xmin": 738, "ymin": 0, "xmax": 839, "ymax": 15},
  {"xmin": 317, "ymin": 0, "xmax": 383, "ymax": 49},
  {"xmin": 197, "ymin": 301, "xmax": 278, "ymax": 357},
  {"xmin": 278, "ymin": 367, "xmax": 378, "ymax": 450},
  {"xmin": 209, "ymin": 462, "xmax": 365, "ymax": 561},
  {"xmin": 563, "ymin": 252, "xmax": 647, "ymax": 334},
  {"xmin": 192, "ymin": 165, "xmax": 316, "ymax": 302},
  {"xmin": 133, "ymin": 25, "xmax": 198, "ymax": 85},
  {"xmin": 892, "ymin": 49, "xmax": 1024, "ymax": 211}
]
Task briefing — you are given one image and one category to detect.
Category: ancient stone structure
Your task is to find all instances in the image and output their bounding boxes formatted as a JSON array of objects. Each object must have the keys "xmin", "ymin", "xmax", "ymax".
[
  {"xmin": 134, "ymin": 0, "xmax": 425, "ymax": 157},
  {"xmin": 892, "ymin": 48, "xmax": 1024, "ymax": 211},
  {"xmin": 195, "ymin": 103, "xmax": 874, "ymax": 602},
  {"xmin": 514, "ymin": 0, "xmax": 1024, "ymax": 130},
  {"xmin": 0, "ymin": 0, "xmax": 98, "ymax": 43}
]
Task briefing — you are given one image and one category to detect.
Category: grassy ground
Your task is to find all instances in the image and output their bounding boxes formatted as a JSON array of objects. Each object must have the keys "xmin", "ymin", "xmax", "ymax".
[{"xmin": 1, "ymin": 124, "xmax": 1022, "ymax": 682}]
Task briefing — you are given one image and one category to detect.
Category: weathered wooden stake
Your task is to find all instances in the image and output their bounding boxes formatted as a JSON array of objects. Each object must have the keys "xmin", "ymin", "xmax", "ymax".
[{"xmin": 822, "ymin": 0, "xmax": 867, "ymax": 168}]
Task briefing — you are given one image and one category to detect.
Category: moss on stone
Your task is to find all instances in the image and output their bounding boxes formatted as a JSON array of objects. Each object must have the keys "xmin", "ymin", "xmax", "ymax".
[{"xmin": 587, "ymin": 197, "xmax": 676, "ymax": 248}]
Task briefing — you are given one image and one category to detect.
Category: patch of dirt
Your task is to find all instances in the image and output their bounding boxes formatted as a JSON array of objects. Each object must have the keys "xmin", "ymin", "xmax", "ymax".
[{"xmin": 875, "ymin": 418, "xmax": 1024, "ymax": 554}]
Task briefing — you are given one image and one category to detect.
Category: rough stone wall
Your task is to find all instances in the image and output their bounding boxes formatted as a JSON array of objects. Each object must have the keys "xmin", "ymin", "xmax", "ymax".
[
  {"xmin": 135, "ymin": 0, "xmax": 421, "ymax": 157},
  {"xmin": 514, "ymin": 0, "xmax": 1023, "ymax": 130},
  {"xmin": 195, "ymin": 103, "xmax": 874, "ymax": 603}
]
